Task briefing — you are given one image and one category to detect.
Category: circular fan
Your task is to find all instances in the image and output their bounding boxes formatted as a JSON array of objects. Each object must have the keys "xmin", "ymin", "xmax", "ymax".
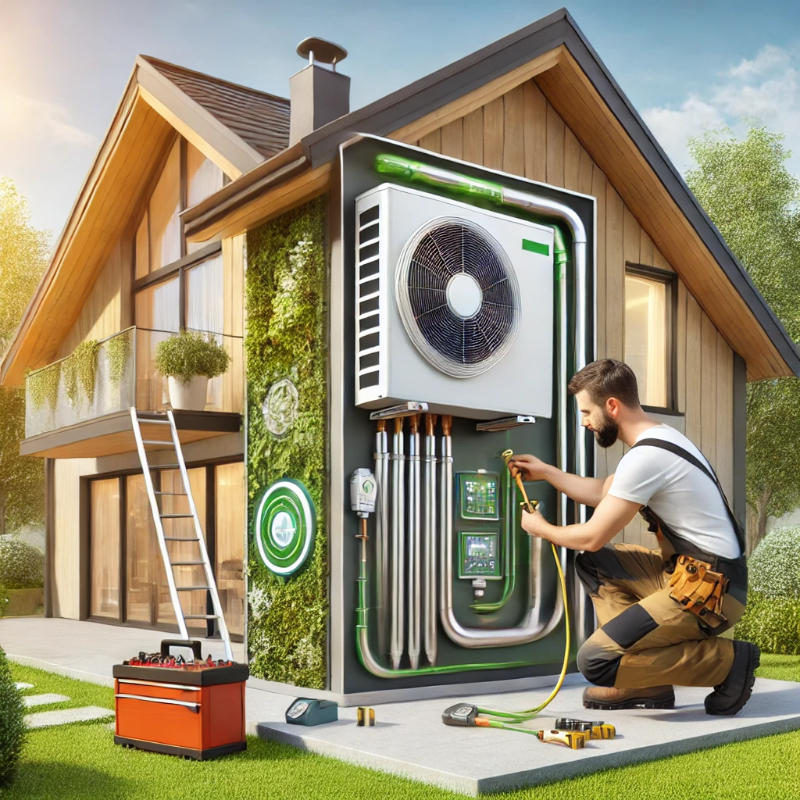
[{"xmin": 396, "ymin": 217, "xmax": 520, "ymax": 378}]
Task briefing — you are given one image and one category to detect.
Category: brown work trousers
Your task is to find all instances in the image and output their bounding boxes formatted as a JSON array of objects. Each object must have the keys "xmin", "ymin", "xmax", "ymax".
[{"xmin": 575, "ymin": 544, "xmax": 745, "ymax": 689}]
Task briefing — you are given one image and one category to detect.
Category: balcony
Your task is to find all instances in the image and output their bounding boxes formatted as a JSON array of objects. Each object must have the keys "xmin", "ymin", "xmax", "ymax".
[{"xmin": 22, "ymin": 327, "xmax": 242, "ymax": 458}]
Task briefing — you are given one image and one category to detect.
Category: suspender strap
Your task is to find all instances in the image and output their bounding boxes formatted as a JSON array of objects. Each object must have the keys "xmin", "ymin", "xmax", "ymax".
[{"xmin": 631, "ymin": 438, "xmax": 746, "ymax": 554}]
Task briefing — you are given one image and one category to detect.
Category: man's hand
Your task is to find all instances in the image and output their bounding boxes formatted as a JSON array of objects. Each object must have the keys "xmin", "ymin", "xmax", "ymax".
[
  {"xmin": 507, "ymin": 453, "xmax": 551, "ymax": 482},
  {"xmin": 520, "ymin": 507, "xmax": 548, "ymax": 538}
]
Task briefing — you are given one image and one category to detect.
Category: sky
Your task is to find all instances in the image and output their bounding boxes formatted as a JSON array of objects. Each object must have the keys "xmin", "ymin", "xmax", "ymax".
[{"xmin": 2, "ymin": 0, "xmax": 799, "ymax": 243}]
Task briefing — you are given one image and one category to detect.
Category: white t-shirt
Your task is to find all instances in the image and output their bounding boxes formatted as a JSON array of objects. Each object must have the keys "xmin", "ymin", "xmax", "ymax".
[{"xmin": 607, "ymin": 424, "xmax": 741, "ymax": 559}]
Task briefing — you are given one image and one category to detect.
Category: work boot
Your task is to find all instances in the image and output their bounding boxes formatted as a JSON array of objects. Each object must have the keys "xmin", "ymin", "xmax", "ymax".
[
  {"xmin": 704, "ymin": 641, "xmax": 760, "ymax": 716},
  {"xmin": 583, "ymin": 685, "xmax": 675, "ymax": 710}
]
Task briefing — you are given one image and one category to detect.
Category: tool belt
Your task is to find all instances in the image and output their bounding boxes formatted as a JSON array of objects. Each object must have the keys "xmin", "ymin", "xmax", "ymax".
[{"xmin": 668, "ymin": 555, "xmax": 728, "ymax": 628}]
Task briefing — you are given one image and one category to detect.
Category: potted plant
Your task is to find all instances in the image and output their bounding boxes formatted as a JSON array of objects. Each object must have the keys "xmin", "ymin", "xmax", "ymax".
[{"xmin": 154, "ymin": 330, "xmax": 230, "ymax": 410}]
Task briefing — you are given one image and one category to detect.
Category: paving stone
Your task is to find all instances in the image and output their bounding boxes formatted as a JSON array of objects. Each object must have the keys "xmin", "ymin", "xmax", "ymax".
[
  {"xmin": 23, "ymin": 693, "xmax": 70, "ymax": 708},
  {"xmin": 25, "ymin": 706, "xmax": 114, "ymax": 729},
  {"xmin": 15, "ymin": 682, "xmax": 33, "ymax": 690}
]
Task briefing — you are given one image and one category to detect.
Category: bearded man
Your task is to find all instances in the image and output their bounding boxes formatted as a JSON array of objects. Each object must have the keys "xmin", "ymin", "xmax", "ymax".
[{"xmin": 509, "ymin": 359, "xmax": 757, "ymax": 715}]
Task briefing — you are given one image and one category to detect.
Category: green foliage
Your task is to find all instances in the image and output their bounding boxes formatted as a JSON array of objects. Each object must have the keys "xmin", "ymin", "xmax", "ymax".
[
  {"xmin": 0, "ymin": 648, "xmax": 25, "ymax": 787},
  {"xmin": 106, "ymin": 329, "xmax": 132, "ymax": 387},
  {"xmin": 245, "ymin": 197, "xmax": 328, "ymax": 688},
  {"xmin": 735, "ymin": 592, "xmax": 800, "ymax": 655},
  {"xmin": 72, "ymin": 339, "xmax": 100, "ymax": 406},
  {"xmin": 27, "ymin": 362, "xmax": 60, "ymax": 411},
  {"xmin": 0, "ymin": 538, "xmax": 44, "ymax": 588},
  {"xmin": 155, "ymin": 330, "xmax": 230, "ymax": 383},
  {"xmin": 686, "ymin": 128, "xmax": 800, "ymax": 552},
  {"xmin": 747, "ymin": 526, "xmax": 800, "ymax": 598},
  {"xmin": 0, "ymin": 180, "xmax": 47, "ymax": 537}
]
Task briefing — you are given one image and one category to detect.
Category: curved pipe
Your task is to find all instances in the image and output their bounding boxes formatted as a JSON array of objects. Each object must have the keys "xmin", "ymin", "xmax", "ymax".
[{"xmin": 438, "ymin": 418, "xmax": 564, "ymax": 648}]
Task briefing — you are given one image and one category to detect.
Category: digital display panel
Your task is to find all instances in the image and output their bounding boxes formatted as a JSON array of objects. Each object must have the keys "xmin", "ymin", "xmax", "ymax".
[
  {"xmin": 458, "ymin": 472, "xmax": 500, "ymax": 520},
  {"xmin": 458, "ymin": 532, "xmax": 501, "ymax": 578}
]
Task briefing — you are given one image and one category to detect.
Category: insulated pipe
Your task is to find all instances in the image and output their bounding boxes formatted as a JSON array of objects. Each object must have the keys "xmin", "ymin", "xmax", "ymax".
[
  {"xmin": 438, "ymin": 419, "xmax": 564, "ymax": 648},
  {"xmin": 424, "ymin": 413, "xmax": 438, "ymax": 665},
  {"xmin": 374, "ymin": 420, "xmax": 390, "ymax": 657},
  {"xmin": 407, "ymin": 414, "xmax": 422, "ymax": 669},
  {"xmin": 390, "ymin": 416, "xmax": 405, "ymax": 670}
]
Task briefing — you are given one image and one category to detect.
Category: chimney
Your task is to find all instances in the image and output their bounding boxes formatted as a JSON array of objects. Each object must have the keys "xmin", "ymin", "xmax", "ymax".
[{"xmin": 289, "ymin": 37, "xmax": 349, "ymax": 145}]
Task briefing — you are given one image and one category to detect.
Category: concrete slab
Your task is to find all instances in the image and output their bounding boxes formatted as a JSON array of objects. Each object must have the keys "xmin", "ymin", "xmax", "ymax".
[
  {"xmin": 23, "ymin": 692, "xmax": 69, "ymax": 708},
  {"xmin": 25, "ymin": 706, "xmax": 114, "ymax": 729},
  {"xmin": 3, "ymin": 618, "xmax": 800, "ymax": 794},
  {"xmin": 252, "ymin": 674, "xmax": 800, "ymax": 795},
  {"xmin": 15, "ymin": 682, "xmax": 33, "ymax": 690}
]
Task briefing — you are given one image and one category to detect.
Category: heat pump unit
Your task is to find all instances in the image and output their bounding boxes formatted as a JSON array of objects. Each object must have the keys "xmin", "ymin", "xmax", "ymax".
[{"xmin": 354, "ymin": 183, "xmax": 554, "ymax": 420}]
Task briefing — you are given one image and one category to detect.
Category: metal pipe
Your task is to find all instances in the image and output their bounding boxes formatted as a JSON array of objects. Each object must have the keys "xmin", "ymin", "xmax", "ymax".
[
  {"xmin": 424, "ymin": 413, "xmax": 438, "ymax": 665},
  {"xmin": 439, "ymin": 418, "xmax": 564, "ymax": 648},
  {"xmin": 374, "ymin": 419, "xmax": 389, "ymax": 657},
  {"xmin": 407, "ymin": 414, "xmax": 421, "ymax": 669},
  {"xmin": 390, "ymin": 416, "xmax": 405, "ymax": 669}
]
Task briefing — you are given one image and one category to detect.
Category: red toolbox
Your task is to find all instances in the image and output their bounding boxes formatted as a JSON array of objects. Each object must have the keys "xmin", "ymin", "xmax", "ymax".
[{"xmin": 113, "ymin": 640, "xmax": 249, "ymax": 760}]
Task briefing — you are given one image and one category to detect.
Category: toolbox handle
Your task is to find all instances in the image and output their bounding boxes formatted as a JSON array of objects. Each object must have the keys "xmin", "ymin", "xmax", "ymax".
[{"xmin": 160, "ymin": 639, "xmax": 202, "ymax": 660}]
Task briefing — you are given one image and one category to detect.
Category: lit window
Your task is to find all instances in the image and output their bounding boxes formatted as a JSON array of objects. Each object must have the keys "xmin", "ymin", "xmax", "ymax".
[{"xmin": 624, "ymin": 265, "xmax": 675, "ymax": 409}]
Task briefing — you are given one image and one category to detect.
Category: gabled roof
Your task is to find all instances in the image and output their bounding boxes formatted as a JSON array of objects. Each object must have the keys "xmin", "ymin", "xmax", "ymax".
[
  {"xmin": 140, "ymin": 56, "xmax": 289, "ymax": 160},
  {"xmin": 183, "ymin": 7, "xmax": 800, "ymax": 381},
  {"xmin": 0, "ymin": 55, "xmax": 290, "ymax": 387}
]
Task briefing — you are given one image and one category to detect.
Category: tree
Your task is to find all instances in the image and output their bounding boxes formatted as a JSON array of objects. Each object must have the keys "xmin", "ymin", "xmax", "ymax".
[
  {"xmin": 0, "ymin": 179, "xmax": 49, "ymax": 536},
  {"xmin": 686, "ymin": 128, "xmax": 800, "ymax": 554}
]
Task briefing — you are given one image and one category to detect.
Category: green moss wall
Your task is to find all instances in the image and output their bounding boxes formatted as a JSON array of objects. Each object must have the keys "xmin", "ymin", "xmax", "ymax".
[{"xmin": 245, "ymin": 196, "xmax": 328, "ymax": 688}]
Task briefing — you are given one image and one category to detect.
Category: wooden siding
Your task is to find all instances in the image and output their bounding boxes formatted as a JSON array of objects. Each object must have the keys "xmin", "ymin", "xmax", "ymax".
[
  {"xmin": 60, "ymin": 238, "xmax": 132, "ymax": 357},
  {"xmin": 407, "ymin": 79, "xmax": 735, "ymax": 547},
  {"xmin": 222, "ymin": 234, "xmax": 245, "ymax": 412}
]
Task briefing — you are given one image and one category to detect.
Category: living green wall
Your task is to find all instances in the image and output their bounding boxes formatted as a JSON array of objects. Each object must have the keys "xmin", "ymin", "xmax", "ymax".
[{"xmin": 245, "ymin": 196, "xmax": 328, "ymax": 688}]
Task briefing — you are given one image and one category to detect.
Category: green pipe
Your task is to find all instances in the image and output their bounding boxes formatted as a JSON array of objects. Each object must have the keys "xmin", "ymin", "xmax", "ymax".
[{"xmin": 355, "ymin": 525, "xmax": 530, "ymax": 678}]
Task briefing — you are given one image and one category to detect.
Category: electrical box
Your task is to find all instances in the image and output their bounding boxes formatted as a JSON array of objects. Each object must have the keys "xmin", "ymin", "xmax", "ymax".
[{"xmin": 458, "ymin": 531, "xmax": 501, "ymax": 579}]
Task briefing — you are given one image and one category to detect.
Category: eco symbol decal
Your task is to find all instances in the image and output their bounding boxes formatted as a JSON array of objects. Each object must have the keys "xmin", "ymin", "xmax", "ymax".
[
  {"xmin": 253, "ymin": 479, "xmax": 316, "ymax": 576},
  {"xmin": 262, "ymin": 378, "xmax": 299, "ymax": 437}
]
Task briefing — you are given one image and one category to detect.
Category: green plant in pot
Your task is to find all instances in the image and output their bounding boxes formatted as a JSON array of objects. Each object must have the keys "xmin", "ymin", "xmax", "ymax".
[{"xmin": 154, "ymin": 330, "xmax": 230, "ymax": 410}]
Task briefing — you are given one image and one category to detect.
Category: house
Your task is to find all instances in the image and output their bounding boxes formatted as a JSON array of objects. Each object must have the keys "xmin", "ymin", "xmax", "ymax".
[{"xmin": 3, "ymin": 8, "xmax": 798, "ymax": 702}]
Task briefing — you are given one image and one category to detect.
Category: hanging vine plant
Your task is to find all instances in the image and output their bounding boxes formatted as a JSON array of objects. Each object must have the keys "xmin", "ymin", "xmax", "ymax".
[
  {"xmin": 63, "ymin": 339, "xmax": 100, "ymax": 406},
  {"xmin": 107, "ymin": 329, "xmax": 132, "ymax": 387},
  {"xmin": 27, "ymin": 362, "xmax": 61, "ymax": 411}
]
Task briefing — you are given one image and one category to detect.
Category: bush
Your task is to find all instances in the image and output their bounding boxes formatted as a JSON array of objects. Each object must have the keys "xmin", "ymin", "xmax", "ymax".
[
  {"xmin": 0, "ymin": 538, "xmax": 44, "ymax": 589},
  {"xmin": 154, "ymin": 330, "xmax": 230, "ymax": 383},
  {"xmin": 735, "ymin": 592, "xmax": 800, "ymax": 655},
  {"xmin": 0, "ymin": 648, "xmax": 25, "ymax": 787},
  {"xmin": 748, "ymin": 526, "xmax": 800, "ymax": 598}
]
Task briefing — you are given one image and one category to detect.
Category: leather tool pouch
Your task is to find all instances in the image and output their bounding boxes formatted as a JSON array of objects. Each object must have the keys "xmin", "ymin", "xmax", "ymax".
[{"xmin": 668, "ymin": 555, "xmax": 728, "ymax": 628}]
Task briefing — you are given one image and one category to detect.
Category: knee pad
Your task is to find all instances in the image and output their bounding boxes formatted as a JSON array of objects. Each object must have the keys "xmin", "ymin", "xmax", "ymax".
[{"xmin": 577, "ymin": 639, "xmax": 620, "ymax": 687}]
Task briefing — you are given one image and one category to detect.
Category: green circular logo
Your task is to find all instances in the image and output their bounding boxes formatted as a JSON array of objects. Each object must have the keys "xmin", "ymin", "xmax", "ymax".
[{"xmin": 253, "ymin": 479, "xmax": 315, "ymax": 576}]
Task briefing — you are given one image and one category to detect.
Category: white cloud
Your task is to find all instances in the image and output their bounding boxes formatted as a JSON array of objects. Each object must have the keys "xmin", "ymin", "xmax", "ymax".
[
  {"xmin": 0, "ymin": 88, "xmax": 97, "ymax": 147},
  {"xmin": 642, "ymin": 44, "xmax": 800, "ymax": 179}
]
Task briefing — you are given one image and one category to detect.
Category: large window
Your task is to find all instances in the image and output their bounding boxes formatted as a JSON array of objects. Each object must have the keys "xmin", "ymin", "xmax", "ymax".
[
  {"xmin": 88, "ymin": 461, "xmax": 245, "ymax": 637},
  {"xmin": 624, "ymin": 264, "xmax": 676, "ymax": 410},
  {"xmin": 134, "ymin": 138, "xmax": 226, "ymax": 409}
]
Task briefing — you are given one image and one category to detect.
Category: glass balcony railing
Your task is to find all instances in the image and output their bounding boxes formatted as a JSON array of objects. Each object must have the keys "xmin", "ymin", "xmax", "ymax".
[{"xmin": 24, "ymin": 326, "xmax": 242, "ymax": 439}]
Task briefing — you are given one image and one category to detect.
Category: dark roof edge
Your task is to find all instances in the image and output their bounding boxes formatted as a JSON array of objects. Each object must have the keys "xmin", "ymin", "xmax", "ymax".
[
  {"xmin": 294, "ymin": 7, "xmax": 798, "ymax": 377},
  {"xmin": 558, "ymin": 10, "xmax": 800, "ymax": 377}
]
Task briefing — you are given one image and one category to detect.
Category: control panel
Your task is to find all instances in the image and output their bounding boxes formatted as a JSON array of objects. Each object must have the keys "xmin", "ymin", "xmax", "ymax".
[{"xmin": 458, "ymin": 531, "xmax": 501, "ymax": 579}]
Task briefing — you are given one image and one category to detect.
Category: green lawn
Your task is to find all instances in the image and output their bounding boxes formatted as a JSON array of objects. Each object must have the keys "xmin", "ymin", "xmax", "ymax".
[{"xmin": 3, "ymin": 657, "xmax": 799, "ymax": 800}]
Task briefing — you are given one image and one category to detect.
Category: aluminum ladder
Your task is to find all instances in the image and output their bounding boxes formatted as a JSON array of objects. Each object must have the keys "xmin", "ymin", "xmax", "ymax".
[{"xmin": 130, "ymin": 407, "xmax": 233, "ymax": 661}]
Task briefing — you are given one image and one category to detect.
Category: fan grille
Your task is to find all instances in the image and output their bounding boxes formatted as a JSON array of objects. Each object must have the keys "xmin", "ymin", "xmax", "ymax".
[{"xmin": 397, "ymin": 218, "xmax": 519, "ymax": 377}]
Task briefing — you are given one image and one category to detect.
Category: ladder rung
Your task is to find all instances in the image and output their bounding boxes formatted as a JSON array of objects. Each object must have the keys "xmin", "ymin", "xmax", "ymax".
[
  {"xmin": 176, "ymin": 586, "xmax": 211, "ymax": 591},
  {"xmin": 141, "ymin": 439, "xmax": 174, "ymax": 445},
  {"xmin": 171, "ymin": 560, "xmax": 205, "ymax": 566},
  {"xmin": 160, "ymin": 513, "xmax": 193, "ymax": 518},
  {"xmin": 152, "ymin": 463, "xmax": 180, "ymax": 470},
  {"xmin": 164, "ymin": 536, "xmax": 199, "ymax": 541},
  {"xmin": 138, "ymin": 417, "xmax": 170, "ymax": 424},
  {"xmin": 184, "ymin": 614, "xmax": 218, "ymax": 620},
  {"xmin": 154, "ymin": 491, "xmax": 186, "ymax": 496}
]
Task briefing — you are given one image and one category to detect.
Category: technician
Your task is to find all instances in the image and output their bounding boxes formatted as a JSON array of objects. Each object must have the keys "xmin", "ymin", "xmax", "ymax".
[{"xmin": 510, "ymin": 358, "xmax": 758, "ymax": 715}]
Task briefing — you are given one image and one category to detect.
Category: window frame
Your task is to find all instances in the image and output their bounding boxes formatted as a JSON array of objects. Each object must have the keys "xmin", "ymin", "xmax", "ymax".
[{"xmin": 624, "ymin": 261, "xmax": 679, "ymax": 414}]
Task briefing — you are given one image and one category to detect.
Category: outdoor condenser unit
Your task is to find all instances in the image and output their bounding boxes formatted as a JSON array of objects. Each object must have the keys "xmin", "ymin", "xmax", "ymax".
[{"xmin": 354, "ymin": 183, "xmax": 554, "ymax": 419}]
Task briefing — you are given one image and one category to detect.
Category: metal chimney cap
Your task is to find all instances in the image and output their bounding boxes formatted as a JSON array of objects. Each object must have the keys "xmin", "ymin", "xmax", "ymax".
[{"xmin": 296, "ymin": 37, "xmax": 348, "ymax": 70}]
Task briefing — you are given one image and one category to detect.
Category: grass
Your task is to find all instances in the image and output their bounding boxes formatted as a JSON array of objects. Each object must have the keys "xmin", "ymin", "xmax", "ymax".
[{"xmin": 2, "ymin": 658, "xmax": 799, "ymax": 800}]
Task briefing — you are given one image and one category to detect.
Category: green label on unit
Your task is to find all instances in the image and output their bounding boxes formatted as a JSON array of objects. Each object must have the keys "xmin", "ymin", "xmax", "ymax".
[
  {"xmin": 457, "ymin": 472, "xmax": 500, "ymax": 520},
  {"xmin": 253, "ymin": 479, "xmax": 316, "ymax": 577},
  {"xmin": 458, "ymin": 531, "xmax": 502, "ymax": 579}
]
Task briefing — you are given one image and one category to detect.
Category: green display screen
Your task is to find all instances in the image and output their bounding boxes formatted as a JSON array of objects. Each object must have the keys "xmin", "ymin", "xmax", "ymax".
[
  {"xmin": 458, "ymin": 472, "xmax": 499, "ymax": 520},
  {"xmin": 458, "ymin": 532, "xmax": 501, "ymax": 579}
]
